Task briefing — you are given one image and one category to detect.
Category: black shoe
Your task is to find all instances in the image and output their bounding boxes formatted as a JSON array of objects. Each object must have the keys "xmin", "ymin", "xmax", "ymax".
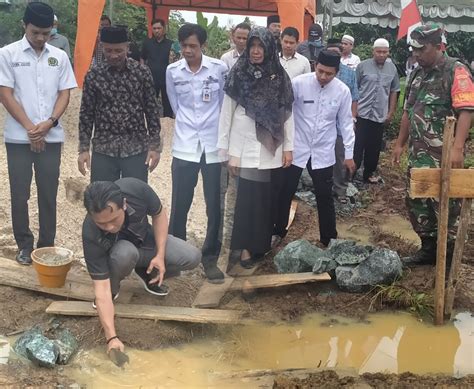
[
  {"xmin": 134, "ymin": 268, "xmax": 169, "ymax": 296},
  {"xmin": 402, "ymin": 237, "xmax": 437, "ymax": 266},
  {"xmin": 16, "ymin": 249, "xmax": 32, "ymax": 266},
  {"xmin": 92, "ymin": 292, "xmax": 119, "ymax": 309},
  {"xmin": 239, "ymin": 258, "xmax": 256, "ymax": 269},
  {"xmin": 202, "ymin": 257, "xmax": 225, "ymax": 284}
]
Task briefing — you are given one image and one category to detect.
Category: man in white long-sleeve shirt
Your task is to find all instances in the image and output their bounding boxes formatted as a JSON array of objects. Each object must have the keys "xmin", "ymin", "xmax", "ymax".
[
  {"xmin": 272, "ymin": 50, "xmax": 355, "ymax": 246},
  {"xmin": 165, "ymin": 24, "xmax": 228, "ymax": 283}
]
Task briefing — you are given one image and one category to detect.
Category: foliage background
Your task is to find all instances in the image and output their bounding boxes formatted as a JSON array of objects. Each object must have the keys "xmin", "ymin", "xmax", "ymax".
[{"xmin": 2, "ymin": 1, "xmax": 472, "ymax": 64}]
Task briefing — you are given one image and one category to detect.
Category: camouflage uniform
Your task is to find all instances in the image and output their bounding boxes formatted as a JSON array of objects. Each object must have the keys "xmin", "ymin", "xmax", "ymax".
[{"xmin": 404, "ymin": 24, "xmax": 474, "ymax": 241}]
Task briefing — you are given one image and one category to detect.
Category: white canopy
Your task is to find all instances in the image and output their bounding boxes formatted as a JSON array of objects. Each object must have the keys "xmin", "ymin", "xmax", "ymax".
[{"xmin": 318, "ymin": 0, "xmax": 474, "ymax": 33}]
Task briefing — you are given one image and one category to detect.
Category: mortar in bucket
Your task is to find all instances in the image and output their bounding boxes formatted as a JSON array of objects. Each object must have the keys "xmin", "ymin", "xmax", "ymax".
[{"xmin": 31, "ymin": 247, "xmax": 73, "ymax": 288}]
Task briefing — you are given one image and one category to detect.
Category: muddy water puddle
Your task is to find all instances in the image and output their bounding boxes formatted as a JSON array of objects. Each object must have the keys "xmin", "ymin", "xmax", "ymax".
[
  {"xmin": 338, "ymin": 215, "xmax": 420, "ymax": 246},
  {"xmin": 69, "ymin": 312, "xmax": 473, "ymax": 387}
]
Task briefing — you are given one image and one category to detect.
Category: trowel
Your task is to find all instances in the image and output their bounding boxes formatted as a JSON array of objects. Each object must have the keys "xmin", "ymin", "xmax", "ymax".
[{"xmin": 109, "ymin": 348, "xmax": 129, "ymax": 368}]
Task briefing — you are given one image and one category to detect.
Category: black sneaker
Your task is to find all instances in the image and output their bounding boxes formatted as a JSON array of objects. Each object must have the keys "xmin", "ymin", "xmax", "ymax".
[
  {"xmin": 134, "ymin": 268, "xmax": 169, "ymax": 296},
  {"xmin": 92, "ymin": 292, "xmax": 119, "ymax": 309},
  {"xmin": 16, "ymin": 249, "xmax": 32, "ymax": 266}
]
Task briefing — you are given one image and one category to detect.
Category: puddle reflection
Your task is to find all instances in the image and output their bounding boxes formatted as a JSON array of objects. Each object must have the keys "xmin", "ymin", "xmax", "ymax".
[{"xmin": 69, "ymin": 312, "xmax": 473, "ymax": 388}]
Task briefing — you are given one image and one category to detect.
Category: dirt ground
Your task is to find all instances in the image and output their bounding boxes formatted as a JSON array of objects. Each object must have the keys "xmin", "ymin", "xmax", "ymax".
[
  {"xmin": 0, "ymin": 90, "xmax": 472, "ymax": 386},
  {"xmin": 274, "ymin": 370, "xmax": 474, "ymax": 388}
]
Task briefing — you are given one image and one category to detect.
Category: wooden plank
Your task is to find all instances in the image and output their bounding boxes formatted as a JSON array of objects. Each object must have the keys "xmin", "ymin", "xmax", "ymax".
[
  {"xmin": 434, "ymin": 116, "xmax": 456, "ymax": 325},
  {"xmin": 0, "ymin": 256, "xmax": 133, "ymax": 303},
  {"xmin": 192, "ymin": 277, "xmax": 235, "ymax": 308},
  {"xmin": 46, "ymin": 301, "xmax": 245, "ymax": 324},
  {"xmin": 194, "ymin": 200, "xmax": 300, "ymax": 308},
  {"xmin": 410, "ymin": 168, "xmax": 474, "ymax": 198},
  {"xmin": 444, "ymin": 198, "xmax": 472, "ymax": 317},
  {"xmin": 228, "ymin": 272, "xmax": 331, "ymax": 291}
]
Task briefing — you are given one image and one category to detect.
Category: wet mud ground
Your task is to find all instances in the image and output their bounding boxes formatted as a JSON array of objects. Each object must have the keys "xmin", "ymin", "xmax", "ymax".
[{"xmin": 0, "ymin": 92, "xmax": 472, "ymax": 386}]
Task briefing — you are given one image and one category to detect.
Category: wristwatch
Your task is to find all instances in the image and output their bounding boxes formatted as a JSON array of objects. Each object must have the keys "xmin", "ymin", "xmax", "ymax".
[{"xmin": 48, "ymin": 116, "xmax": 59, "ymax": 127}]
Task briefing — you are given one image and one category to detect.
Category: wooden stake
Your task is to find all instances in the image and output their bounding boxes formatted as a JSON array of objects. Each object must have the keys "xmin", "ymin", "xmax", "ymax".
[
  {"xmin": 434, "ymin": 116, "xmax": 456, "ymax": 325},
  {"xmin": 444, "ymin": 198, "xmax": 472, "ymax": 317}
]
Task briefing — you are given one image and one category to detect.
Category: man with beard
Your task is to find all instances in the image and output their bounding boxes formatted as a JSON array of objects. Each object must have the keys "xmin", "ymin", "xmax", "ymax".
[
  {"xmin": 267, "ymin": 15, "xmax": 282, "ymax": 53},
  {"xmin": 354, "ymin": 38, "xmax": 399, "ymax": 184}
]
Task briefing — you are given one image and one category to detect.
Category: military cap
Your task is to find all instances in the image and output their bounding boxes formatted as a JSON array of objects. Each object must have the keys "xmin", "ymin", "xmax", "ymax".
[{"xmin": 410, "ymin": 23, "xmax": 443, "ymax": 48}]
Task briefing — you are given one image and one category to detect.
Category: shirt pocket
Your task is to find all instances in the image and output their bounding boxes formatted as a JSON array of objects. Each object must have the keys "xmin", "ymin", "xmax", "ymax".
[
  {"xmin": 321, "ymin": 98, "xmax": 339, "ymax": 121},
  {"xmin": 175, "ymin": 83, "xmax": 191, "ymax": 94}
]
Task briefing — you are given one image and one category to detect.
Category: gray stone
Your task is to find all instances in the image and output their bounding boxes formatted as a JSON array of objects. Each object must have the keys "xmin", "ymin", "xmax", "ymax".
[
  {"xmin": 13, "ymin": 327, "xmax": 43, "ymax": 358},
  {"xmin": 346, "ymin": 183, "xmax": 359, "ymax": 198},
  {"xmin": 274, "ymin": 239, "xmax": 326, "ymax": 273},
  {"xmin": 300, "ymin": 169, "xmax": 313, "ymax": 190},
  {"xmin": 334, "ymin": 245, "xmax": 372, "ymax": 266},
  {"xmin": 25, "ymin": 334, "xmax": 59, "ymax": 368},
  {"xmin": 335, "ymin": 248, "xmax": 403, "ymax": 293},
  {"xmin": 53, "ymin": 329, "xmax": 78, "ymax": 365},
  {"xmin": 326, "ymin": 239, "xmax": 373, "ymax": 265},
  {"xmin": 295, "ymin": 190, "xmax": 316, "ymax": 207},
  {"xmin": 312, "ymin": 257, "xmax": 338, "ymax": 274}
]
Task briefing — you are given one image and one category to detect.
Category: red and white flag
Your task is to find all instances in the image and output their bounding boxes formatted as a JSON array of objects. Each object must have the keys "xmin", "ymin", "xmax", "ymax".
[{"xmin": 398, "ymin": 0, "xmax": 422, "ymax": 41}]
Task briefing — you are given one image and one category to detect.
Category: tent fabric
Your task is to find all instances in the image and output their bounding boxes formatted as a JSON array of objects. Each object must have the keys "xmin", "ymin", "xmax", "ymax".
[
  {"xmin": 74, "ymin": 0, "xmax": 315, "ymax": 88},
  {"xmin": 73, "ymin": 0, "xmax": 106, "ymax": 86},
  {"xmin": 317, "ymin": 0, "xmax": 474, "ymax": 33}
]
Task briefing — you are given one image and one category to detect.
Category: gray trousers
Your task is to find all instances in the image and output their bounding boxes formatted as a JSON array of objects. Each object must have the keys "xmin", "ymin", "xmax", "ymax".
[
  {"xmin": 333, "ymin": 135, "xmax": 348, "ymax": 198},
  {"xmin": 108, "ymin": 235, "xmax": 201, "ymax": 295}
]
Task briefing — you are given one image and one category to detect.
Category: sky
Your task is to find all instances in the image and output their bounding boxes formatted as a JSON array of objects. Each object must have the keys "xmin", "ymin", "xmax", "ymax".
[{"xmin": 179, "ymin": 10, "xmax": 267, "ymax": 28}]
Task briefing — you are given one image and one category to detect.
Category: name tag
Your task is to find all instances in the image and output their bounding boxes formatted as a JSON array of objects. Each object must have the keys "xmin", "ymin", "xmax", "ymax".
[
  {"xmin": 11, "ymin": 62, "xmax": 31, "ymax": 68},
  {"xmin": 202, "ymin": 87, "xmax": 211, "ymax": 102},
  {"xmin": 303, "ymin": 100, "xmax": 314, "ymax": 104}
]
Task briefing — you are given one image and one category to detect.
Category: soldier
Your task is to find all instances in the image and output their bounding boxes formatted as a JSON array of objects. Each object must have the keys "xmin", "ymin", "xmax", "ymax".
[{"xmin": 392, "ymin": 23, "xmax": 474, "ymax": 266}]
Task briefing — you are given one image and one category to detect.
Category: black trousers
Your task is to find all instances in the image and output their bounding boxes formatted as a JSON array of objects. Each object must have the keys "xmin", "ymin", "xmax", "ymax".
[
  {"xmin": 231, "ymin": 169, "xmax": 272, "ymax": 254},
  {"xmin": 272, "ymin": 162, "xmax": 337, "ymax": 246},
  {"xmin": 354, "ymin": 117, "xmax": 384, "ymax": 180},
  {"xmin": 6, "ymin": 143, "xmax": 61, "ymax": 250},
  {"xmin": 169, "ymin": 156, "xmax": 222, "ymax": 261},
  {"xmin": 90, "ymin": 151, "xmax": 148, "ymax": 183},
  {"xmin": 155, "ymin": 82, "xmax": 174, "ymax": 119}
]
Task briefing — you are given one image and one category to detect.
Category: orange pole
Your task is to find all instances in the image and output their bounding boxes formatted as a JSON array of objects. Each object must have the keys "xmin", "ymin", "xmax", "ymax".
[{"xmin": 74, "ymin": 0, "xmax": 106, "ymax": 88}]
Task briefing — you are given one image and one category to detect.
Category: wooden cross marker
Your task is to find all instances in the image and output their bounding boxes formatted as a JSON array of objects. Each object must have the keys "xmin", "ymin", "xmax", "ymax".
[{"xmin": 409, "ymin": 116, "xmax": 473, "ymax": 325}]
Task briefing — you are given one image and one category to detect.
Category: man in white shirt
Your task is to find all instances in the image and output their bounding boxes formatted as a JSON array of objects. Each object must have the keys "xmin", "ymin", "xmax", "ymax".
[
  {"xmin": 220, "ymin": 22, "xmax": 251, "ymax": 70},
  {"xmin": 166, "ymin": 24, "xmax": 228, "ymax": 283},
  {"xmin": 272, "ymin": 50, "xmax": 355, "ymax": 246},
  {"xmin": 340, "ymin": 35, "xmax": 360, "ymax": 70},
  {"xmin": 0, "ymin": 2, "xmax": 77, "ymax": 265},
  {"xmin": 279, "ymin": 27, "xmax": 311, "ymax": 79}
]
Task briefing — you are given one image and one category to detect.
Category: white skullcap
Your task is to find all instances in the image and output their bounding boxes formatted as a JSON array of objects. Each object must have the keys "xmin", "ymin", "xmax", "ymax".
[
  {"xmin": 342, "ymin": 35, "xmax": 354, "ymax": 44},
  {"xmin": 373, "ymin": 38, "xmax": 389, "ymax": 48},
  {"xmin": 54, "ymin": 14, "xmax": 58, "ymax": 22}
]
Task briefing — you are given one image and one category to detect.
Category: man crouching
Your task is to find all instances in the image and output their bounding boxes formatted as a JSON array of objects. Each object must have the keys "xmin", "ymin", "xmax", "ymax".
[{"xmin": 82, "ymin": 177, "xmax": 201, "ymax": 352}]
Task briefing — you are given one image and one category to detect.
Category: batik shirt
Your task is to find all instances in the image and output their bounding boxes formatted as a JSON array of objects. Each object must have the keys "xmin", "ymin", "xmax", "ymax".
[
  {"xmin": 404, "ymin": 56, "xmax": 474, "ymax": 168},
  {"xmin": 79, "ymin": 58, "xmax": 161, "ymax": 158}
]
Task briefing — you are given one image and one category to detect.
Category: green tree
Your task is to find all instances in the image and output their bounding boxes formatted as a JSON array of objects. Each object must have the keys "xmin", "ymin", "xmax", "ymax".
[
  {"xmin": 167, "ymin": 11, "xmax": 185, "ymax": 42},
  {"xmin": 196, "ymin": 11, "xmax": 230, "ymax": 58}
]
